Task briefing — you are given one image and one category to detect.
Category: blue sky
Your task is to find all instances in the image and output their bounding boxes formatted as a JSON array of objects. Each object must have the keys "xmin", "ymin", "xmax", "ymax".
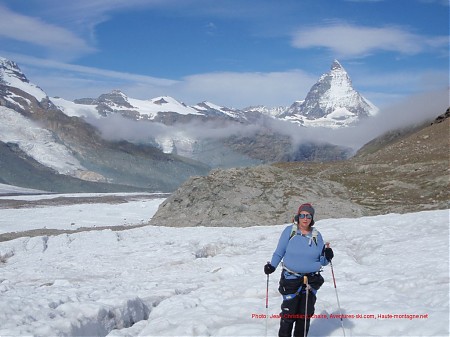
[{"xmin": 0, "ymin": 0, "xmax": 448, "ymax": 109}]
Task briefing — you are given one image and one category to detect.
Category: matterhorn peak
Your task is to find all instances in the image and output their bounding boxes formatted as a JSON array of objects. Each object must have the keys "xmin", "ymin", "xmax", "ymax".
[
  {"xmin": 281, "ymin": 60, "xmax": 378, "ymax": 127},
  {"xmin": 331, "ymin": 59, "xmax": 343, "ymax": 71}
]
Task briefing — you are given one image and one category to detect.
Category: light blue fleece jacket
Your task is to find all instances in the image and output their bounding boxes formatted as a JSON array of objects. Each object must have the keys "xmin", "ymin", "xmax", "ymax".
[{"xmin": 270, "ymin": 224, "xmax": 329, "ymax": 274}]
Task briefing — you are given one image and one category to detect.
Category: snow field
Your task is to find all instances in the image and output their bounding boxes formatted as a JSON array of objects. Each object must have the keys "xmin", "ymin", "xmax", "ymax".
[
  {"xmin": 0, "ymin": 198, "xmax": 448, "ymax": 336},
  {"xmin": 0, "ymin": 195, "xmax": 166, "ymax": 234},
  {"xmin": 0, "ymin": 225, "xmax": 278, "ymax": 336}
]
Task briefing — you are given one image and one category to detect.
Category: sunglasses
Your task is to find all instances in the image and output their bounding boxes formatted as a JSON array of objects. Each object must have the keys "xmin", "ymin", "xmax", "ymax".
[{"xmin": 298, "ymin": 214, "xmax": 312, "ymax": 219}]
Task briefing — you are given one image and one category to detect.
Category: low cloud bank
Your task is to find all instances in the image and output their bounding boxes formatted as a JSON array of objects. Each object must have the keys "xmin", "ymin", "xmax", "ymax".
[{"xmin": 85, "ymin": 88, "xmax": 449, "ymax": 154}]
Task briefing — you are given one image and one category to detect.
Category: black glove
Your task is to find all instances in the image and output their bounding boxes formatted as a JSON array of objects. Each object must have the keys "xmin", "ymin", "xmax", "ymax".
[
  {"xmin": 264, "ymin": 262, "xmax": 276, "ymax": 275},
  {"xmin": 324, "ymin": 247, "xmax": 334, "ymax": 261}
]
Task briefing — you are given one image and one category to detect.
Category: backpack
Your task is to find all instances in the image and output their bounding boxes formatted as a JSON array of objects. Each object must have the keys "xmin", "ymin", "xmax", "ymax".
[{"xmin": 288, "ymin": 223, "xmax": 319, "ymax": 246}]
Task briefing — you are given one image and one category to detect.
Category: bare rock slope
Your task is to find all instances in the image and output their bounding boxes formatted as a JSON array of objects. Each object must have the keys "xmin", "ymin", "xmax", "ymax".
[{"xmin": 150, "ymin": 165, "xmax": 365, "ymax": 227}]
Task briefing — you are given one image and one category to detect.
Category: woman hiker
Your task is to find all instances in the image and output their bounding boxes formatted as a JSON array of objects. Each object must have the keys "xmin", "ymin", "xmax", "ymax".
[{"xmin": 264, "ymin": 203, "xmax": 334, "ymax": 337}]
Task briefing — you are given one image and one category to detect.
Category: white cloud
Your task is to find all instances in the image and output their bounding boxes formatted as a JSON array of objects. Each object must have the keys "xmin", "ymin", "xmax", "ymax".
[
  {"xmin": 82, "ymin": 88, "xmax": 448, "ymax": 156},
  {"xmin": 291, "ymin": 23, "xmax": 445, "ymax": 58},
  {"xmin": 205, "ymin": 22, "xmax": 218, "ymax": 36},
  {"xmin": 259, "ymin": 88, "xmax": 449, "ymax": 151},
  {"xmin": 2, "ymin": 52, "xmax": 177, "ymax": 96},
  {"xmin": 175, "ymin": 70, "xmax": 317, "ymax": 107},
  {"xmin": 3, "ymin": 51, "xmax": 447, "ymax": 111},
  {"xmin": 315, "ymin": 88, "xmax": 450, "ymax": 149},
  {"xmin": 8, "ymin": 53, "xmax": 317, "ymax": 107},
  {"xmin": 0, "ymin": 5, "xmax": 96, "ymax": 60}
]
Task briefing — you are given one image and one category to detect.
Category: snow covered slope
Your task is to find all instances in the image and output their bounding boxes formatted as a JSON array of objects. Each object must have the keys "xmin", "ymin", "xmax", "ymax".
[
  {"xmin": 52, "ymin": 97, "xmax": 100, "ymax": 119},
  {"xmin": 0, "ymin": 58, "xmax": 93, "ymax": 178},
  {"xmin": 0, "ymin": 57, "xmax": 47, "ymax": 107},
  {"xmin": 64, "ymin": 90, "xmax": 234, "ymax": 120},
  {"xmin": 0, "ymin": 193, "xmax": 166, "ymax": 234},
  {"xmin": 0, "ymin": 106, "xmax": 86, "ymax": 175},
  {"xmin": 0, "ymin": 199, "xmax": 448, "ymax": 336}
]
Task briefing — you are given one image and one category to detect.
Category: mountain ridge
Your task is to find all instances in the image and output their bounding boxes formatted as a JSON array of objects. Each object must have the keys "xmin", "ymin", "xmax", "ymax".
[
  {"xmin": 1, "ymin": 55, "xmax": 413, "ymax": 195},
  {"xmin": 57, "ymin": 59, "xmax": 378, "ymax": 129},
  {"xmin": 1, "ymin": 56, "xmax": 368, "ymax": 175},
  {"xmin": 0, "ymin": 58, "xmax": 210, "ymax": 192},
  {"xmin": 47, "ymin": 59, "xmax": 377, "ymax": 165}
]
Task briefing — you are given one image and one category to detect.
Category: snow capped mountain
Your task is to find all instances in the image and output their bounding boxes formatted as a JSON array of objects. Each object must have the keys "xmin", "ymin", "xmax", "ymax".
[
  {"xmin": 56, "ymin": 61, "xmax": 379, "ymax": 130},
  {"xmin": 56, "ymin": 92, "xmax": 248, "ymax": 155},
  {"xmin": 0, "ymin": 58, "xmax": 93, "ymax": 179},
  {"xmin": 242, "ymin": 105, "xmax": 289, "ymax": 118},
  {"xmin": 69, "ymin": 90, "xmax": 245, "ymax": 122},
  {"xmin": 0, "ymin": 58, "xmax": 210, "ymax": 192},
  {"xmin": 0, "ymin": 55, "xmax": 379, "ymax": 191},
  {"xmin": 51, "ymin": 60, "xmax": 379, "ymax": 132},
  {"xmin": 0, "ymin": 57, "xmax": 48, "ymax": 109},
  {"xmin": 71, "ymin": 90, "xmax": 202, "ymax": 120},
  {"xmin": 281, "ymin": 60, "xmax": 379, "ymax": 128},
  {"xmin": 194, "ymin": 101, "xmax": 247, "ymax": 121},
  {"xmin": 1, "ymin": 56, "xmax": 378, "ymax": 132},
  {"xmin": 56, "ymin": 91, "xmax": 258, "ymax": 156}
]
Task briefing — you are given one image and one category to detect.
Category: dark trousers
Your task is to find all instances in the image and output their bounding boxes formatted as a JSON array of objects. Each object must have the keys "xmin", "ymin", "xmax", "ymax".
[{"xmin": 279, "ymin": 290, "xmax": 316, "ymax": 337}]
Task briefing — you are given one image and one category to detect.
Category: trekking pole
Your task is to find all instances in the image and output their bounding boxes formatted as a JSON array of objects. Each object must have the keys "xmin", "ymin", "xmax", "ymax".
[
  {"xmin": 326, "ymin": 243, "xmax": 346, "ymax": 337},
  {"xmin": 265, "ymin": 271, "xmax": 270, "ymax": 337},
  {"xmin": 303, "ymin": 275, "xmax": 309, "ymax": 337}
]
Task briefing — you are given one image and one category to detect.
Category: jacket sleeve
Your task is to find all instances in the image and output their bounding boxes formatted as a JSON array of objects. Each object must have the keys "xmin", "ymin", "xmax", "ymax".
[{"xmin": 270, "ymin": 226, "xmax": 291, "ymax": 268}]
